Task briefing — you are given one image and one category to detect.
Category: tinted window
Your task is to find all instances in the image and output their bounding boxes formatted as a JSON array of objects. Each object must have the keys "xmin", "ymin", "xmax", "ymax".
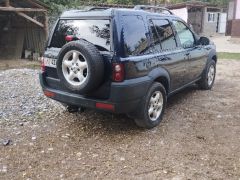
[
  {"xmin": 173, "ymin": 20, "xmax": 195, "ymax": 48},
  {"xmin": 50, "ymin": 20, "xmax": 110, "ymax": 51},
  {"xmin": 122, "ymin": 15, "xmax": 149, "ymax": 56},
  {"xmin": 149, "ymin": 20, "xmax": 161, "ymax": 51},
  {"xmin": 151, "ymin": 19, "xmax": 177, "ymax": 51}
]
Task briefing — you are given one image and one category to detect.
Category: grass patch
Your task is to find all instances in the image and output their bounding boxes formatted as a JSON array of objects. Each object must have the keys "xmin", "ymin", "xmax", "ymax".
[{"xmin": 218, "ymin": 52, "xmax": 240, "ymax": 60}]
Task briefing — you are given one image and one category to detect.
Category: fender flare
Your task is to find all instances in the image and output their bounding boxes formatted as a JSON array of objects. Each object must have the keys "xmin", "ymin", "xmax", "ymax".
[
  {"xmin": 207, "ymin": 49, "xmax": 217, "ymax": 65},
  {"xmin": 148, "ymin": 67, "xmax": 171, "ymax": 94}
]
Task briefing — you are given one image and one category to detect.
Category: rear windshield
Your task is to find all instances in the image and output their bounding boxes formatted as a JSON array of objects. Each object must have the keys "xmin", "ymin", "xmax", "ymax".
[{"xmin": 50, "ymin": 19, "xmax": 111, "ymax": 51}]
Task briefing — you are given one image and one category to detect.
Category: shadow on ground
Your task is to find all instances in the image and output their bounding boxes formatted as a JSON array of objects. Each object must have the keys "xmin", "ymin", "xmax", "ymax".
[{"xmin": 63, "ymin": 84, "xmax": 199, "ymax": 138}]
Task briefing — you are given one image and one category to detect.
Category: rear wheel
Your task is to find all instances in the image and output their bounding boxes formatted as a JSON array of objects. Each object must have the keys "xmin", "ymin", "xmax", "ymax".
[
  {"xmin": 197, "ymin": 60, "xmax": 216, "ymax": 90},
  {"xmin": 134, "ymin": 82, "xmax": 167, "ymax": 129}
]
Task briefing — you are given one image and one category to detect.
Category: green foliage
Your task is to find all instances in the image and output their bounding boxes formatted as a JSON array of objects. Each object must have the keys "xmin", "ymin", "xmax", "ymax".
[{"xmin": 202, "ymin": 0, "xmax": 228, "ymax": 6}]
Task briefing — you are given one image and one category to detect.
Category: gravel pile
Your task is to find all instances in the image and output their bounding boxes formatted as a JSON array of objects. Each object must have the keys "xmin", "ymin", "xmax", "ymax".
[{"xmin": 0, "ymin": 69, "xmax": 62, "ymax": 124}]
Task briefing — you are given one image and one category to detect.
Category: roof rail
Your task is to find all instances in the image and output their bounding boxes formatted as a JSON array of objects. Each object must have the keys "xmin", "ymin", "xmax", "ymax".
[
  {"xmin": 87, "ymin": 7, "xmax": 109, "ymax": 11},
  {"xmin": 134, "ymin": 5, "xmax": 173, "ymax": 15}
]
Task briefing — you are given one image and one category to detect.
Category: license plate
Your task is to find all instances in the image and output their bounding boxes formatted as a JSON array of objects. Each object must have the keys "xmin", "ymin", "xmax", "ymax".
[{"xmin": 44, "ymin": 58, "xmax": 57, "ymax": 68}]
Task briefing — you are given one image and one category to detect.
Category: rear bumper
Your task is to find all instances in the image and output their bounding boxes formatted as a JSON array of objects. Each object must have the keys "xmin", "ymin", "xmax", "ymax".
[{"xmin": 39, "ymin": 74, "xmax": 152, "ymax": 113}]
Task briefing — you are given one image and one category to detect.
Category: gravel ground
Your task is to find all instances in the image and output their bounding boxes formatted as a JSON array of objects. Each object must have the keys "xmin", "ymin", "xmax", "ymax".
[{"xmin": 0, "ymin": 60, "xmax": 240, "ymax": 179}]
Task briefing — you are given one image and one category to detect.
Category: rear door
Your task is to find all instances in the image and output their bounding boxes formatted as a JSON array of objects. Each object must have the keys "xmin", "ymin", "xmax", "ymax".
[
  {"xmin": 148, "ymin": 18, "xmax": 188, "ymax": 91},
  {"xmin": 45, "ymin": 19, "xmax": 112, "ymax": 99},
  {"xmin": 172, "ymin": 20, "xmax": 207, "ymax": 83}
]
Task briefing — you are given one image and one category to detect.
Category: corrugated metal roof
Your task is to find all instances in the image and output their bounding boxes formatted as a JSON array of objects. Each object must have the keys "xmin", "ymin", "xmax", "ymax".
[{"xmin": 0, "ymin": 0, "xmax": 49, "ymax": 9}]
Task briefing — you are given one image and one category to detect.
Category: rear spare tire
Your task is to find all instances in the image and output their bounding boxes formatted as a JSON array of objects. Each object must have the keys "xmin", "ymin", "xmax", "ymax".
[{"xmin": 57, "ymin": 40, "xmax": 104, "ymax": 94}]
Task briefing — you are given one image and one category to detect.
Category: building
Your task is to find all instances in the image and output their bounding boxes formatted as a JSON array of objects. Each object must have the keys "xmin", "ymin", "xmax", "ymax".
[
  {"xmin": 167, "ymin": 1, "xmax": 227, "ymax": 36},
  {"xmin": 0, "ymin": 0, "xmax": 49, "ymax": 60},
  {"xmin": 226, "ymin": 0, "xmax": 240, "ymax": 37}
]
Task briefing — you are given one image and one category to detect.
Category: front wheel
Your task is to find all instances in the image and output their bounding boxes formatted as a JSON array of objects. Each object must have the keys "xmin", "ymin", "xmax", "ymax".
[
  {"xmin": 133, "ymin": 82, "xmax": 167, "ymax": 129},
  {"xmin": 197, "ymin": 60, "xmax": 216, "ymax": 90}
]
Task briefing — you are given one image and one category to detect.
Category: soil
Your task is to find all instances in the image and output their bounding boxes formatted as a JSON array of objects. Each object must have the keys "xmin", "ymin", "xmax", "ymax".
[
  {"xmin": 211, "ymin": 36, "xmax": 240, "ymax": 53},
  {"xmin": 0, "ymin": 60, "xmax": 240, "ymax": 179}
]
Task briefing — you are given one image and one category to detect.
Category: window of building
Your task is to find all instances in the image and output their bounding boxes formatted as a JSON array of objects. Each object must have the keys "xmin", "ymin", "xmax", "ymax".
[{"xmin": 208, "ymin": 13, "xmax": 215, "ymax": 22}]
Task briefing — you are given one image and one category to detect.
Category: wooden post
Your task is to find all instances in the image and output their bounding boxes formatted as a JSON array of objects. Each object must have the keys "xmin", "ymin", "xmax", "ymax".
[
  {"xmin": 5, "ymin": 0, "xmax": 10, "ymax": 7},
  {"xmin": 43, "ymin": 12, "xmax": 49, "ymax": 39},
  {"xmin": 0, "ymin": 7, "xmax": 46, "ymax": 12}
]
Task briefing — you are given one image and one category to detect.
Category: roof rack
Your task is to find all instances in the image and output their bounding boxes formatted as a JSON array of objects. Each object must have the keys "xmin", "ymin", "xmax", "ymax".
[
  {"xmin": 86, "ymin": 7, "xmax": 110, "ymax": 11},
  {"xmin": 134, "ymin": 5, "xmax": 173, "ymax": 15}
]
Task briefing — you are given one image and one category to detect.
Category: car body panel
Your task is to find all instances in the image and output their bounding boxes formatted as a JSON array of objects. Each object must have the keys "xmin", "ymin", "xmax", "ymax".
[{"xmin": 40, "ymin": 8, "xmax": 217, "ymax": 113}]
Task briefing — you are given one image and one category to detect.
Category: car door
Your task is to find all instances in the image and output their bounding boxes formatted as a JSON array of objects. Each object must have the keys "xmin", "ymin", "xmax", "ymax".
[
  {"xmin": 148, "ymin": 18, "xmax": 188, "ymax": 91},
  {"xmin": 172, "ymin": 20, "xmax": 207, "ymax": 83}
]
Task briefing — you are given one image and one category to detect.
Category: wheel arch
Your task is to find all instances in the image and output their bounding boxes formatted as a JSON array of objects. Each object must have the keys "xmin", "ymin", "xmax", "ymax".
[
  {"xmin": 148, "ymin": 68, "xmax": 171, "ymax": 95},
  {"xmin": 207, "ymin": 49, "xmax": 217, "ymax": 64},
  {"xmin": 212, "ymin": 55, "xmax": 217, "ymax": 63}
]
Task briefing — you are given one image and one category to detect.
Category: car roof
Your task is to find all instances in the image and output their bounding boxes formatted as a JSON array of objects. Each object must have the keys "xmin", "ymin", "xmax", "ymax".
[
  {"xmin": 60, "ymin": 8, "xmax": 113, "ymax": 18},
  {"xmin": 60, "ymin": 8, "xmax": 177, "ymax": 19}
]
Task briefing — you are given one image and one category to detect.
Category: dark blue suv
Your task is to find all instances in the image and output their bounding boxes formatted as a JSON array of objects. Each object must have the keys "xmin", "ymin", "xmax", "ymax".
[{"xmin": 40, "ymin": 7, "xmax": 217, "ymax": 129}]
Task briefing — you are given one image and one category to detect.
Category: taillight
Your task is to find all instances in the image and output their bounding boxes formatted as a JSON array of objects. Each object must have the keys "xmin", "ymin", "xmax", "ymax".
[
  {"xmin": 65, "ymin": 35, "xmax": 73, "ymax": 42},
  {"xmin": 41, "ymin": 57, "xmax": 45, "ymax": 72},
  {"xmin": 112, "ymin": 63, "xmax": 124, "ymax": 82}
]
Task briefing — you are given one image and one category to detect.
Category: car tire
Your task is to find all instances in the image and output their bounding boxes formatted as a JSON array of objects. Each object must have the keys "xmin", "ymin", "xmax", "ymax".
[
  {"xmin": 57, "ymin": 40, "xmax": 104, "ymax": 94},
  {"xmin": 133, "ymin": 82, "xmax": 167, "ymax": 129},
  {"xmin": 197, "ymin": 60, "xmax": 216, "ymax": 90}
]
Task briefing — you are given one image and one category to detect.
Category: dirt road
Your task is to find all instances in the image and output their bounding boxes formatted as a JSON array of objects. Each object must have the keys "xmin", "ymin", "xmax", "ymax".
[
  {"xmin": 0, "ymin": 60, "xmax": 240, "ymax": 179},
  {"xmin": 211, "ymin": 36, "xmax": 240, "ymax": 53}
]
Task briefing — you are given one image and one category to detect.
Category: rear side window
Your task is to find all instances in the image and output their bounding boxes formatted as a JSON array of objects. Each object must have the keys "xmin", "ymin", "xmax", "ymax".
[
  {"xmin": 122, "ymin": 15, "xmax": 149, "ymax": 57},
  {"xmin": 149, "ymin": 20, "xmax": 161, "ymax": 51},
  {"xmin": 50, "ymin": 19, "xmax": 110, "ymax": 51},
  {"xmin": 150, "ymin": 19, "xmax": 177, "ymax": 51}
]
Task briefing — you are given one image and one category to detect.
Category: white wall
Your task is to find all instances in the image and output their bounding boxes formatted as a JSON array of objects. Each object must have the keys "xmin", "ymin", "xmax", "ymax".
[
  {"xmin": 236, "ymin": 0, "xmax": 240, "ymax": 19},
  {"xmin": 171, "ymin": 8, "xmax": 188, "ymax": 22},
  {"xmin": 228, "ymin": 1, "xmax": 235, "ymax": 20}
]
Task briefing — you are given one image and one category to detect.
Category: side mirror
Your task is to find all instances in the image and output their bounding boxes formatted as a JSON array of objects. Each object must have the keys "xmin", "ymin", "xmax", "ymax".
[{"xmin": 197, "ymin": 36, "xmax": 210, "ymax": 46}]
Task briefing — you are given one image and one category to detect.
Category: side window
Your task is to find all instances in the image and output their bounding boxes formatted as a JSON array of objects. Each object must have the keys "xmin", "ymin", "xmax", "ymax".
[
  {"xmin": 152, "ymin": 19, "xmax": 177, "ymax": 51},
  {"xmin": 173, "ymin": 20, "xmax": 195, "ymax": 48},
  {"xmin": 122, "ymin": 15, "xmax": 149, "ymax": 57},
  {"xmin": 149, "ymin": 20, "xmax": 161, "ymax": 51}
]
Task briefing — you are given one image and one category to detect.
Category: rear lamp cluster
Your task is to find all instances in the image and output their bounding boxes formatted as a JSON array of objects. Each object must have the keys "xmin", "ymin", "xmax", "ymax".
[
  {"xmin": 65, "ymin": 35, "xmax": 73, "ymax": 42},
  {"xmin": 41, "ymin": 57, "xmax": 45, "ymax": 72},
  {"xmin": 112, "ymin": 63, "xmax": 124, "ymax": 82}
]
